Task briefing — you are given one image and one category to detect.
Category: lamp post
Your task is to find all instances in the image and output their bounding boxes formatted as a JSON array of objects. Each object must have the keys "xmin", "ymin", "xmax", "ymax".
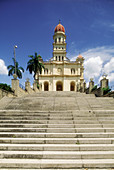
[{"xmin": 13, "ymin": 45, "xmax": 17, "ymax": 79}]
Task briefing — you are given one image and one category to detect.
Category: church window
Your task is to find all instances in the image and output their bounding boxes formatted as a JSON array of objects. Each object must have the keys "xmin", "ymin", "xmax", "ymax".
[
  {"xmin": 59, "ymin": 37, "xmax": 61, "ymax": 42},
  {"xmin": 62, "ymin": 56, "xmax": 64, "ymax": 61},
  {"xmin": 59, "ymin": 56, "xmax": 61, "ymax": 61},
  {"xmin": 55, "ymin": 38, "xmax": 57, "ymax": 43},
  {"xmin": 44, "ymin": 68, "xmax": 48, "ymax": 74},
  {"xmin": 71, "ymin": 68, "xmax": 75, "ymax": 74},
  {"xmin": 56, "ymin": 56, "xmax": 57, "ymax": 61}
]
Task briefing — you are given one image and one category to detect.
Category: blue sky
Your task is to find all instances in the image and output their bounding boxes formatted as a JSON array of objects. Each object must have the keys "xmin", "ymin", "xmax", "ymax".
[{"xmin": 0, "ymin": 0, "xmax": 114, "ymax": 89}]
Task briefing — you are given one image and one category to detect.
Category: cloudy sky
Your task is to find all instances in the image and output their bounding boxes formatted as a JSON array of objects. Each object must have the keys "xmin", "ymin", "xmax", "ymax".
[{"xmin": 0, "ymin": 0, "xmax": 114, "ymax": 89}]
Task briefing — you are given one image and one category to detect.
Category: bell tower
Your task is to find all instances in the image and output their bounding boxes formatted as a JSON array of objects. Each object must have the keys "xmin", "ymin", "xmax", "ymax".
[{"xmin": 53, "ymin": 21, "xmax": 67, "ymax": 62}]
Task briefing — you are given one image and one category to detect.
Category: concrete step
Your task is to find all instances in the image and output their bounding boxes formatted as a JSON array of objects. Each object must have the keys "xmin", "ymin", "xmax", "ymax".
[
  {"xmin": 0, "ymin": 116, "xmax": 103, "ymax": 121},
  {"xmin": 0, "ymin": 123, "xmax": 104, "ymax": 128},
  {"xmin": 0, "ymin": 144, "xmax": 114, "ymax": 151},
  {"xmin": 0, "ymin": 94, "xmax": 114, "ymax": 169},
  {"xmin": 0, "ymin": 132, "xmax": 114, "ymax": 138},
  {"xmin": 0, "ymin": 159, "xmax": 114, "ymax": 168},
  {"xmin": 1, "ymin": 128, "xmax": 114, "ymax": 133},
  {"xmin": 0, "ymin": 169, "xmax": 111, "ymax": 170},
  {"xmin": 0, "ymin": 117, "xmax": 114, "ymax": 124},
  {"xmin": 0, "ymin": 120, "xmax": 49, "ymax": 124},
  {"xmin": 0, "ymin": 137, "xmax": 114, "ymax": 144},
  {"xmin": 0, "ymin": 112, "xmax": 98, "ymax": 117},
  {"xmin": 0, "ymin": 151, "xmax": 114, "ymax": 159},
  {"xmin": 1, "ymin": 110, "xmax": 114, "ymax": 116},
  {"xmin": 0, "ymin": 116, "xmax": 75, "ymax": 120},
  {"xmin": 0, "ymin": 120, "xmax": 102, "ymax": 124}
]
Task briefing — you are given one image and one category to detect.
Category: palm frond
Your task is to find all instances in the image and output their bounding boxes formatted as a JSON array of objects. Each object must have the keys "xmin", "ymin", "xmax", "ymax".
[
  {"xmin": 7, "ymin": 65, "xmax": 14, "ymax": 69},
  {"xmin": 19, "ymin": 67, "xmax": 24, "ymax": 72},
  {"xmin": 8, "ymin": 68, "xmax": 15, "ymax": 76},
  {"xmin": 7, "ymin": 57, "xmax": 24, "ymax": 79},
  {"xmin": 17, "ymin": 69, "xmax": 22, "ymax": 79}
]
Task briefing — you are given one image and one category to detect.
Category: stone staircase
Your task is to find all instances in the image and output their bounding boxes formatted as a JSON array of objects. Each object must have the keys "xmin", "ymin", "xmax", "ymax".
[{"xmin": 0, "ymin": 92, "xmax": 114, "ymax": 169}]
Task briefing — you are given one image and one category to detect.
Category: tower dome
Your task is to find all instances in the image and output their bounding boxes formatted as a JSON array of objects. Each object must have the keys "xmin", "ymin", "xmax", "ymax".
[
  {"xmin": 78, "ymin": 54, "xmax": 83, "ymax": 59},
  {"xmin": 54, "ymin": 21, "xmax": 65, "ymax": 33}
]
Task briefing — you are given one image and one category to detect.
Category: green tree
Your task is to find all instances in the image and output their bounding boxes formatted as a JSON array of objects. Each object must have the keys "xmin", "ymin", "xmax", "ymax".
[
  {"xmin": 26, "ymin": 52, "xmax": 45, "ymax": 85},
  {"xmin": 7, "ymin": 58, "xmax": 24, "ymax": 79}
]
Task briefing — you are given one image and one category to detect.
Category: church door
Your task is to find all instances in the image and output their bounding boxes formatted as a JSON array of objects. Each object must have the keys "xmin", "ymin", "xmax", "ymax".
[
  {"xmin": 56, "ymin": 81, "xmax": 63, "ymax": 91},
  {"xmin": 70, "ymin": 82, "xmax": 75, "ymax": 91},
  {"xmin": 44, "ymin": 82, "xmax": 49, "ymax": 91}
]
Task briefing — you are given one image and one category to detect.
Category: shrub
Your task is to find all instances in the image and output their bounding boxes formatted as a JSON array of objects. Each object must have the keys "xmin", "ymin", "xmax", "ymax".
[
  {"xmin": 0, "ymin": 83, "xmax": 13, "ymax": 92},
  {"xmin": 91, "ymin": 85, "xmax": 97, "ymax": 92},
  {"xmin": 102, "ymin": 86, "xmax": 111, "ymax": 95}
]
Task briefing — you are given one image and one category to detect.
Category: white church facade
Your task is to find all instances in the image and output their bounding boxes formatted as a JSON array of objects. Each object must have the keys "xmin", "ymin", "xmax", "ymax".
[{"xmin": 38, "ymin": 22, "xmax": 84, "ymax": 91}]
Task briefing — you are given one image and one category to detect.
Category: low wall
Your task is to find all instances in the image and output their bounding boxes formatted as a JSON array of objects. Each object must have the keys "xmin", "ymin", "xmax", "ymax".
[
  {"xmin": 18, "ymin": 87, "xmax": 28, "ymax": 97},
  {"xmin": 0, "ymin": 89, "xmax": 15, "ymax": 99}
]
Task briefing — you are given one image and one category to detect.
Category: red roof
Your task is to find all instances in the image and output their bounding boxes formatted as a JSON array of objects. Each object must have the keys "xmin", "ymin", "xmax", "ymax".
[
  {"xmin": 78, "ymin": 54, "xmax": 83, "ymax": 59},
  {"xmin": 54, "ymin": 23, "xmax": 65, "ymax": 33}
]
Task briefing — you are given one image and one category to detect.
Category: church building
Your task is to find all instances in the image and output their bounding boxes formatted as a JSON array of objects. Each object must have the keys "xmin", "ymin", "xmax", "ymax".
[{"xmin": 38, "ymin": 22, "xmax": 84, "ymax": 91}]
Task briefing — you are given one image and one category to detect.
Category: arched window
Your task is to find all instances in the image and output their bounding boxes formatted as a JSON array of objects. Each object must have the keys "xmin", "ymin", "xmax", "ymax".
[
  {"xmin": 71, "ymin": 68, "xmax": 75, "ymax": 74},
  {"xmin": 59, "ymin": 56, "xmax": 61, "ymax": 61},
  {"xmin": 44, "ymin": 68, "xmax": 48, "ymax": 74},
  {"xmin": 56, "ymin": 56, "xmax": 57, "ymax": 61},
  {"xmin": 55, "ymin": 38, "xmax": 57, "ymax": 43},
  {"xmin": 62, "ymin": 56, "xmax": 64, "ymax": 61},
  {"xmin": 59, "ymin": 37, "xmax": 61, "ymax": 42}
]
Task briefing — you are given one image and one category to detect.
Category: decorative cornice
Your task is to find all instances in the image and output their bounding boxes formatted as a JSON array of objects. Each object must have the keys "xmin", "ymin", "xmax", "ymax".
[
  {"xmin": 53, "ymin": 42, "xmax": 66, "ymax": 45},
  {"xmin": 43, "ymin": 62, "xmax": 83, "ymax": 65},
  {"xmin": 39, "ymin": 75, "xmax": 81, "ymax": 78}
]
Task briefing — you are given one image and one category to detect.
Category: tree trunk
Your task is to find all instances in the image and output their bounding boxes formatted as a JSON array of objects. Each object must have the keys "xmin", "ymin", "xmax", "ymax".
[{"xmin": 38, "ymin": 71, "xmax": 39, "ymax": 86}]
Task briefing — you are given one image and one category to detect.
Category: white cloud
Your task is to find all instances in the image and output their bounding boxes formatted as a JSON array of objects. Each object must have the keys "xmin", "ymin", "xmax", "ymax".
[
  {"xmin": 70, "ymin": 46, "xmax": 114, "ymax": 62},
  {"xmin": 0, "ymin": 59, "xmax": 8, "ymax": 75},
  {"xmin": 107, "ymin": 73, "xmax": 114, "ymax": 83},
  {"xmin": 69, "ymin": 46, "xmax": 114, "ymax": 88},
  {"xmin": 84, "ymin": 56, "xmax": 103, "ymax": 82},
  {"xmin": 104, "ymin": 57, "xmax": 114, "ymax": 74}
]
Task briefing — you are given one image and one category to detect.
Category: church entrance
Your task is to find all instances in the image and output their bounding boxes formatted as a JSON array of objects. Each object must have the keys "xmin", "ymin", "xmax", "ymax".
[
  {"xmin": 44, "ymin": 82, "xmax": 49, "ymax": 91},
  {"xmin": 56, "ymin": 81, "xmax": 63, "ymax": 91},
  {"xmin": 70, "ymin": 82, "xmax": 75, "ymax": 91}
]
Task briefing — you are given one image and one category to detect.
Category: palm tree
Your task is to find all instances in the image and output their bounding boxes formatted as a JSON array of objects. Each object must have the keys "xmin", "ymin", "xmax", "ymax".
[
  {"xmin": 26, "ymin": 52, "xmax": 45, "ymax": 85},
  {"xmin": 7, "ymin": 58, "xmax": 24, "ymax": 79}
]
